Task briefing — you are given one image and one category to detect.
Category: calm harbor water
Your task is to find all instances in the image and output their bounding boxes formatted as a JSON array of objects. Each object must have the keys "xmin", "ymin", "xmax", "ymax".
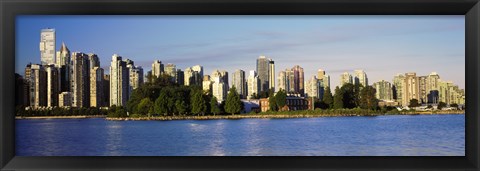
[{"xmin": 16, "ymin": 114, "xmax": 465, "ymax": 156}]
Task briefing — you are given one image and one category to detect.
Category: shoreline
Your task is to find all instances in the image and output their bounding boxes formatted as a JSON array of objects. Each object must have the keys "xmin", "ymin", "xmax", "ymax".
[
  {"xmin": 15, "ymin": 111, "xmax": 465, "ymax": 120},
  {"xmin": 105, "ymin": 111, "xmax": 465, "ymax": 121},
  {"xmin": 15, "ymin": 115, "xmax": 106, "ymax": 119}
]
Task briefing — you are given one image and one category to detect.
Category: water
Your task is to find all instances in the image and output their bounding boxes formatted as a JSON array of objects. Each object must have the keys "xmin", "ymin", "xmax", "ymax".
[{"xmin": 15, "ymin": 114, "xmax": 465, "ymax": 156}]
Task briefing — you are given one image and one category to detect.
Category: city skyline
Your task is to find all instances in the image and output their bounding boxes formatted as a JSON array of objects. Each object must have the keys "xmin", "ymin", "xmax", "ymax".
[{"xmin": 16, "ymin": 15, "xmax": 465, "ymax": 90}]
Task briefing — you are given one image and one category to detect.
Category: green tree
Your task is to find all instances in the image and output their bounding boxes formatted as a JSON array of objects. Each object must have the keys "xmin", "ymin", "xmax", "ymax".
[
  {"xmin": 322, "ymin": 86, "xmax": 334, "ymax": 109},
  {"xmin": 437, "ymin": 102, "xmax": 447, "ymax": 110},
  {"xmin": 408, "ymin": 99, "xmax": 420, "ymax": 108},
  {"xmin": 191, "ymin": 90, "xmax": 206, "ymax": 116},
  {"xmin": 225, "ymin": 87, "xmax": 242, "ymax": 115},
  {"xmin": 359, "ymin": 86, "xmax": 379, "ymax": 110},
  {"xmin": 137, "ymin": 98, "xmax": 153, "ymax": 116},
  {"xmin": 275, "ymin": 89, "xmax": 287, "ymax": 111},
  {"xmin": 340, "ymin": 83, "xmax": 357, "ymax": 109},
  {"xmin": 175, "ymin": 100, "xmax": 188, "ymax": 115},
  {"xmin": 154, "ymin": 90, "xmax": 169, "ymax": 115},
  {"xmin": 210, "ymin": 96, "xmax": 221, "ymax": 115},
  {"xmin": 333, "ymin": 86, "xmax": 344, "ymax": 109},
  {"xmin": 268, "ymin": 91, "xmax": 277, "ymax": 111}
]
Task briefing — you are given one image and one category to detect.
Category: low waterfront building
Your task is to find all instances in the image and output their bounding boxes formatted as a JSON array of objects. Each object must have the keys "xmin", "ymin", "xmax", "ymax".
[{"xmin": 259, "ymin": 96, "xmax": 312, "ymax": 112}]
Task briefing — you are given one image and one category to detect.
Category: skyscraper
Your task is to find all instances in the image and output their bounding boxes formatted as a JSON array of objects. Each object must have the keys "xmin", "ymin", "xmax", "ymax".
[
  {"xmin": 88, "ymin": 53, "xmax": 100, "ymax": 69},
  {"xmin": 90, "ymin": 66, "xmax": 104, "ymax": 107},
  {"xmin": 26, "ymin": 64, "xmax": 47, "ymax": 108},
  {"xmin": 184, "ymin": 67, "xmax": 194, "ymax": 86},
  {"xmin": 40, "ymin": 28, "xmax": 56, "ymax": 65},
  {"xmin": 317, "ymin": 69, "xmax": 325, "ymax": 80},
  {"xmin": 340, "ymin": 72, "xmax": 353, "ymax": 86},
  {"xmin": 354, "ymin": 70, "xmax": 368, "ymax": 87},
  {"xmin": 256, "ymin": 56, "xmax": 274, "ymax": 93},
  {"xmin": 165, "ymin": 63, "xmax": 177, "ymax": 82},
  {"xmin": 110, "ymin": 54, "xmax": 129, "ymax": 107},
  {"xmin": 152, "ymin": 60, "xmax": 164, "ymax": 78},
  {"xmin": 426, "ymin": 72, "xmax": 440, "ymax": 103},
  {"xmin": 277, "ymin": 71, "xmax": 286, "ymax": 92},
  {"xmin": 192, "ymin": 65, "xmax": 204, "ymax": 83},
  {"xmin": 247, "ymin": 70, "xmax": 259, "ymax": 99},
  {"xmin": 402, "ymin": 72, "xmax": 420, "ymax": 107},
  {"xmin": 323, "ymin": 74, "xmax": 331, "ymax": 90},
  {"xmin": 373, "ymin": 80, "xmax": 393, "ymax": 101},
  {"xmin": 211, "ymin": 70, "xmax": 228, "ymax": 101},
  {"xmin": 71, "ymin": 52, "xmax": 90, "ymax": 107},
  {"xmin": 176, "ymin": 69, "xmax": 184, "ymax": 85},
  {"xmin": 418, "ymin": 76, "xmax": 427, "ymax": 104},
  {"xmin": 291, "ymin": 65, "xmax": 305, "ymax": 95},
  {"xmin": 392, "ymin": 74, "xmax": 405, "ymax": 104},
  {"xmin": 56, "ymin": 42, "xmax": 71, "ymax": 92},
  {"xmin": 268, "ymin": 60, "xmax": 275, "ymax": 92},
  {"xmin": 305, "ymin": 76, "xmax": 321, "ymax": 98},
  {"xmin": 45, "ymin": 65, "xmax": 60, "ymax": 107},
  {"xmin": 233, "ymin": 69, "xmax": 247, "ymax": 99}
]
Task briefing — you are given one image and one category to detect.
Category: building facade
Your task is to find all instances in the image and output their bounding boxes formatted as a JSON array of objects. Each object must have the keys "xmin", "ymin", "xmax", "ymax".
[
  {"xmin": 232, "ymin": 69, "xmax": 247, "ymax": 99},
  {"xmin": 71, "ymin": 52, "xmax": 90, "ymax": 107},
  {"xmin": 247, "ymin": 70, "xmax": 260, "ymax": 99},
  {"xmin": 402, "ymin": 72, "xmax": 420, "ymax": 107},
  {"xmin": 110, "ymin": 54, "xmax": 129, "ymax": 107},
  {"xmin": 152, "ymin": 60, "xmax": 164, "ymax": 78},
  {"xmin": 40, "ymin": 28, "xmax": 56, "ymax": 65},
  {"xmin": 45, "ymin": 65, "xmax": 60, "ymax": 107},
  {"xmin": 373, "ymin": 80, "xmax": 393, "ymax": 101},
  {"xmin": 90, "ymin": 66, "xmax": 104, "ymax": 107},
  {"xmin": 340, "ymin": 72, "xmax": 353, "ymax": 86},
  {"xmin": 354, "ymin": 70, "xmax": 368, "ymax": 87}
]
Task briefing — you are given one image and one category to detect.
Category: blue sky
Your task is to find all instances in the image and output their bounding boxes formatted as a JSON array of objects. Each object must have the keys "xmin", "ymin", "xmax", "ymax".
[{"xmin": 16, "ymin": 15, "xmax": 465, "ymax": 89}]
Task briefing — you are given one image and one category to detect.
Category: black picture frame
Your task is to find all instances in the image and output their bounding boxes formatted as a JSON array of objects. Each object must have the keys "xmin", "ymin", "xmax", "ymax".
[{"xmin": 1, "ymin": 0, "xmax": 479, "ymax": 170}]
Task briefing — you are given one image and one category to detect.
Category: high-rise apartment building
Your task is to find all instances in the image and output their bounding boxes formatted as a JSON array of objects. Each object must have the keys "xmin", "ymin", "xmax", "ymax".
[
  {"xmin": 192, "ymin": 65, "xmax": 204, "ymax": 83},
  {"xmin": 90, "ymin": 66, "xmax": 104, "ymax": 107},
  {"xmin": 247, "ymin": 70, "xmax": 259, "ymax": 99},
  {"xmin": 269, "ymin": 60, "xmax": 275, "ymax": 92},
  {"xmin": 373, "ymin": 80, "xmax": 393, "ymax": 101},
  {"xmin": 110, "ymin": 54, "xmax": 129, "ymax": 107},
  {"xmin": 392, "ymin": 74, "xmax": 405, "ymax": 104},
  {"xmin": 211, "ymin": 70, "xmax": 228, "ymax": 101},
  {"xmin": 317, "ymin": 69, "xmax": 325, "ymax": 80},
  {"xmin": 354, "ymin": 70, "xmax": 368, "ymax": 87},
  {"xmin": 418, "ymin": 76, "xmax": 427, "ymax": 104},
  {"xmin": 26, "ymin": 64, "xmax": 47, "ymax": 108},
  {"xmin": 165, "ymin": 63, "xmax": 177, "ymax": 82},
  {"xmin": 256, "ymin": 56, "xmax": 274, "ymax": 93},
  {"xmin": 45, "ymin": 65, "xmax": 60, "ymax": 107},
  {"xmin": 56, "ymin": 42, "xmax": 71, "ymax": 92},
  {"xmin": 71, "ymin": 52, "xmax": 90, "ymax": 107},
  {"xmin": 40, "ymin": 28, "xmax": 56, "ymax": 65},
  {"xmin": 305, "ymin": 76, "xmax": 322, "ymax": 98},
  {"xmin": 233, "ymin": 69, "xmax": 247, "ymax": 99},
  {"xmin": 176, "ymin": 69, "xmax": 184, "ymax": 85},
  {"xmin": 127, "ymin": 61, "xmax": 143, "ymax": 94},
  {"xmin": 291, "ymin": 65, "xmax": 304, "ymax": 95},
  {"xmin": 340, "ymin": 72, "xmax": 353, "ymax": 86},
  {"xmin": 152, "ymin": 60, "xmax": 164, "ymax": 78},
  {"xmin": 426, "ymin": 72, "xmax": 440, "ymax": 103},
  {"xmin": 323, "ymin": 74, "xmax": 331, "ymax": 89},
  {"xmin": 402, "ymin": 72, "xmax": 420, "ymax": 107},
  {"xmin": 184, "ymin": 67, "xmax": 194, "ymax": 86}
]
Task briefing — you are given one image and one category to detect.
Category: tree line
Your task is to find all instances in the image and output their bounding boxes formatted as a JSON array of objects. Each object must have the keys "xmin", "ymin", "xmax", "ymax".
[{"xmin": 120, "ymin": 74, "xmax": 244, "ymax": 118}]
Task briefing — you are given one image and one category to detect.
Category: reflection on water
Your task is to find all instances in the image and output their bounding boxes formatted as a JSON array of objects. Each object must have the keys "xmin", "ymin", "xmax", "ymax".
[{"xmin": 16, "ymin": 114, "xmax": 465, "ymax": 156}]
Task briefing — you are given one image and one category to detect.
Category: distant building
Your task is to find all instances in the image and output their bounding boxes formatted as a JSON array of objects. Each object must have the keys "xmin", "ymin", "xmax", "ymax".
[
  {"xmin": 323, "ymin": 74, "xmax": 331, "ymax": 90},
  {"xmin": 241, "ymin": 99, "xmax": 260, "ymax": 113},
  {"xmin": 26, "ymin": 64, "xmax": 47, "ymax": 108},
  {"xmin": 373, "ymin": 80, "xmax": 393, "ymax": 101},
  {"xmin": 291, "ymin": 65, "xmax": 305, "ymax": 96},
  {"xmin": 268, "ymin": 60, "xmax": 275, "ymax": 92},
  {"xmin": 40, "ymin": 28, "xmax": 56, "ymax": 65},
  {"xmin": 392, "ymin": 74, "xmax": 405, "ymax": 105},
  {"xmin": 211, "ymin": 70, "xmax": 229, "ymax": 101},
  {"xmin": 418, "ymin": 76, "xmax": 427, "ymax": 104},
  {"xmin": 259, "ymin": 96, "xmax": 312, "ymax": 112},
  {"xmin": 402, "ymin": 72, "xmax": 420, "ymax": 107},
  {"xmin": 71, "ymin": 52, "xmax": 90, "ymax": 107},
  {"xmin": 88, "ymin": 53, "xmax": 100, "ymax": 69},
  {"xmin": 90, "ymin": 66, "xmax": 104, "ymax": 107},
  {"xmin": 354, "ymin": 70, "xmax": 368, "ymax": 87},
  {"xmin": 176, "ymin": 69, "xmax": 184, "ymax": 85},
  {"xmin": 151, "ymin": 60, "xmax": 164, "ymax": 78},
  {"xmin": 110, "ymin": 54, "xmax": 129, "ymax": 107},
  {"xmin": 102, "ymin": 75, "xmax": 110, "ymax": 106},
  {"xmin": 232, "ymin": 69, "xmax": 247, "ymax": 99},
  {"xmin": 45, "ymin": 65, "xmax": 60, "ymax": 107},
  {"xmin": 305, "ymin": 76, "xmax": 322, "ymax": 99},
  {"xmin": 247, "ymin": 70, "xmax": 259, "ymax": 99},
  {"xmin": 56, "ymin": 42, "xmax": 71, "ymax": 92},
  {"xmin": 256, "ymin": 56, "xmax": 274, "ymax": 93},
  {"xmin": 340, "ymin": 72, "xmax": 353, "ymax": 86},
  {"xmin": 165, "ymin": 63, "xmax": 177, "ymax": 82}
]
